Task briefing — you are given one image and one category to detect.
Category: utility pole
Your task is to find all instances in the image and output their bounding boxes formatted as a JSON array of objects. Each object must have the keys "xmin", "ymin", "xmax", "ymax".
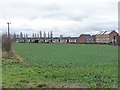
[{"xmin": 7, "ymin": 22, "xmax": 11, "ymax": 38}]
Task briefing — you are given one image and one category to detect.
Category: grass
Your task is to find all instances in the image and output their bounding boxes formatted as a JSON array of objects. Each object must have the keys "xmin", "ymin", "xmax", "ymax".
[{"xmin": 2, "ymin": 43, "xmax": 118, "ymax": 88}]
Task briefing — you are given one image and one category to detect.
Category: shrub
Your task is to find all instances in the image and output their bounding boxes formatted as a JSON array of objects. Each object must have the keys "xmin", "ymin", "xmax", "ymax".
[{"xmin": 2, "ymin": 33, "xmax": 14, "ymax": 58}]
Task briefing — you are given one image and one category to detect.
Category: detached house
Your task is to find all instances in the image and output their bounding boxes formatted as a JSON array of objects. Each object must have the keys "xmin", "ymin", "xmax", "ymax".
[
  {"xmin": 77, "ymin": 34, "xmax": 93, "ymax": 44},
  {"xmin": 69, "ymin": 37, "xmax": 78, "ymax": 44}
]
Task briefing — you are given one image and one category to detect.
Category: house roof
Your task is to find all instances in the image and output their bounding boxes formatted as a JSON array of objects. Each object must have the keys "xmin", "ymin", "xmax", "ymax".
[
  {"xmin": 81, "ymin": 34, "xmax": 90, "ymax": 36},
  {"xmin": 79, "ymin": 34, "xmax": 91, "ymax": 39},
  {"xmin": 69, "ymin": 37, "xmax": 78, "ymax": 39},
  {"xmin": 96, "ymin": 30, "xmax": 118, "ymax": 35},
  {"xmin": 92, "ymin": 35, "xmax": 96, "ymax": 37},
  {"xmin": 96, "ymin": 30, "xmax": 106, "ymax": 35},
  {"xmin": 80, "ymin": 34, "xmax": 91, "ymax": 37},
  {"xmin": 104, "ymin": 30, "xmax": 117, "ymax": 35},
  {"xmin": 53, "ymin": 37, "xmax": 60, "ymax": 39}
]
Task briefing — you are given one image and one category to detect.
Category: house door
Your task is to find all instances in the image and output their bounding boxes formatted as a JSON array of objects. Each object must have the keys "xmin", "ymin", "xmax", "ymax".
[{"xmin": 67, "ymin": 39, "xmax": 69, "ymax": 43}]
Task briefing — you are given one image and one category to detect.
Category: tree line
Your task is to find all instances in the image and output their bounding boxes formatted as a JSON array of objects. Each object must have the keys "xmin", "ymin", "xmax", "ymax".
[{"xmin": 16, "ymin": 31, "xmax": 53, "ymax": 38}]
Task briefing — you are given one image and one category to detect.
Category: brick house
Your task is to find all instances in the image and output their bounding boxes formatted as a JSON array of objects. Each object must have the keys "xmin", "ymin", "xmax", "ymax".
[
  {"xmin": 92, "ymin": 35, "xmax": 96, "ymax": 43},
  {"xmin": 118, "ymin": 36, "xmax": 120, "ymax": 45},
  {"xmin": 95, "ymin": 30, "xmax": 119, "ymax": 44},
  {"xmin": 113, "ymin": 36, "xmax": 120, "ymax": 45},
  {"xmin": 77, "ymin": 34, "xmax": 93, "ymax": 44}
]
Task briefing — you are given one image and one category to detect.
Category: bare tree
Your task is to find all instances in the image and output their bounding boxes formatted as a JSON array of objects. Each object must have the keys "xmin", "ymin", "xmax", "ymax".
[
  {"xmin": 50, "ymin": 31, "xmax": 53, "ymax": 42},
  {"xmin": 2, "ymin": 33, "xmax": 13, "ymax": 58},
  {"xmin": 20, "ymin": 32, "xmax": 23, "ymax": 39},
  {"xmin": 13, "ymin": 33, "xmax": 16, "ymax": 41},
  {"xmin": 24, "ymin": 33, "xmax": 26, "ymax": 38},
  {"xmin": 37, "ymin": 33, "xmax": 39, "ymax": 38},
  {"xmin": 32, "ymin": 33, "xmax": 34, "ymax": 38},
  {"xmin": 40, "ymin": 31, "xmax": 42, "ymax": 38},
  {"xmin": 26, "ymin": 33, "xmax": 28, "ymax": 38},
  {"xmin": 43, "ymin": 31, "xmax": 46, "ymax": 39},
  {"xmin": 35, "ymin": 33, "xmax": 36, "ymax": 38},
  {"xmin": 48, "ymin": 32, "xmax": 49, "ymax": 38},
  {"xmin": 50, "ymin": 31, "xmax": 53, "ymax": 38}
]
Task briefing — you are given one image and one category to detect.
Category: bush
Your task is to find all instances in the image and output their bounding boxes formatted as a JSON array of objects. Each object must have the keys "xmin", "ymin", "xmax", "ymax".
[{"xmin": 2, "ymin": 33, "xmax": 13, "ymax": 58}]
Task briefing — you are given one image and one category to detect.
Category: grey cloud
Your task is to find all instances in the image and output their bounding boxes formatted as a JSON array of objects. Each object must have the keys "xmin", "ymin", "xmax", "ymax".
[{"xmin": 0, "ymin": 0, "xmax": 119, "ymax": 36}]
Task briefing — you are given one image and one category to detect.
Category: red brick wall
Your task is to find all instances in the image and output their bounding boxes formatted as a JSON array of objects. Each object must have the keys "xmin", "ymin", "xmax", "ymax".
[
  {"xmin": 92, "ymin": 35, "xmax": 96, "ymax": 43},
  {"xmin": 77, "ymin": 36, "xmax": 86, "ymax": 44},
  {"xmin": 109, "ymin": 31, "xmax": 119, "ymax": 42}
]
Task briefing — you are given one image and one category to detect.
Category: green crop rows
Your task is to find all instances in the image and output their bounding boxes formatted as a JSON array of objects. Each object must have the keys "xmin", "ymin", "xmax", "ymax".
[{"xmin": 2, "ymin": 43, "xmax": 118, "ymax": 88}]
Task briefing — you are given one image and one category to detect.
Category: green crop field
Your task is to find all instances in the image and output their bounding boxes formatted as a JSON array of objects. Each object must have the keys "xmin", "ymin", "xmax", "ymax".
[{"xmin": 2, "ymin": 43, "xmax": 118, "ymax": 88}]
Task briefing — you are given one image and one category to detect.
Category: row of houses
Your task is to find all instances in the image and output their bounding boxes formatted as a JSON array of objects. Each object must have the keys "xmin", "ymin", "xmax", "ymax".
[
  {"xmin": 16, "ymin": 37, "xmax": 77, "ymax": 44},
  {"xmin": 77, "ymin": 30, "xmax": 119, "ymax": 44},
  {"xmin": 15, "ymin": 30, "xmax": 120, "ymax": 45}
]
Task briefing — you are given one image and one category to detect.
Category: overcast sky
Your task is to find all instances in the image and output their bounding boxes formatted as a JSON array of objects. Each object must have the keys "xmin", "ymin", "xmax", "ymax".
[{"xmin": 0, "ymin": 0, "xmax": 119, "ymax": 37}]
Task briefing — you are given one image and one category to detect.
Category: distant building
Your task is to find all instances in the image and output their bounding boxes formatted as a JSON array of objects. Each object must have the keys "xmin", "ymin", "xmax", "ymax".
[
  {"xmin": 58, "ymin": 37, "xmax": 78, "ymax": 44},
  {"xmin": 95, "ymin": 30, "xmax": 119, "ymax": 44},
  {"xmin": 113, "ymin": 35, "xmax": 120, "ymax": 45},
  {"xmin": 69, "ymin": 37, "xmax": 78, "ymax": 44},
  {"xmin": 59, "ymin": 37, "xmax": 68, "ymax": 43},
  {"xmin": 52, "ymin": 37, "xmax": 60, "ymax": 43},
  {"xmin": 15, "ymin": 30, "xmax": 119, "ymax": 45},
  {"xmin": 77, "ymin": 34, "xmax": 93, "ymax": 44},
  {"xmin": 15, "ymin": 36, "xmax": 78, "ymax": 44},
  {"xmin": 92, "ymin": 35, "xmax": 96, "ymax": 43}
]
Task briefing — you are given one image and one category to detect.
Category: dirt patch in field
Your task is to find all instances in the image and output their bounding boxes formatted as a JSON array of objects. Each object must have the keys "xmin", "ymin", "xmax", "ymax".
[
  {"xmin": 2, "ymin": 50, "xmax": 23, "ymax": 64},
  {"xmin": 25, "ymin": 81, "xmax": 85, "ymax": 88},
  {"xmin": 35, "ymin": 82, "xmax": 85, "ymax": 88}
]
